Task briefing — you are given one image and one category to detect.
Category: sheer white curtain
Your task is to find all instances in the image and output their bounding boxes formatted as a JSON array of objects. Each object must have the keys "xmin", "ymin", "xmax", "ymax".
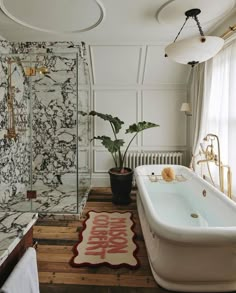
[
  {"xmin": 189, "ymin": 39, "xmax": 236, "ymax": 197},
  {"xmin": 189, "ymin": 61, "xmax": 213, "ymax": 169},
  {"xmin": 205, "ymin": 40, "xmax": 236, "ymax": 197}
]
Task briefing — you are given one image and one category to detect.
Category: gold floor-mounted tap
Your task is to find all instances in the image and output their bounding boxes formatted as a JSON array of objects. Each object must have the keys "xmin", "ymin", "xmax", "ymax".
[{"xmin": 197, "ymin": 134, "xmax": 232, "ymax": 199}]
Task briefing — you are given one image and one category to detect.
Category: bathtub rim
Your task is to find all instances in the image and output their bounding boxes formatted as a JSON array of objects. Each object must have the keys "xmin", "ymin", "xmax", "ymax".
[{"xmin": 135, "ymin": 165, "xmax": 236, "ymax": 245}]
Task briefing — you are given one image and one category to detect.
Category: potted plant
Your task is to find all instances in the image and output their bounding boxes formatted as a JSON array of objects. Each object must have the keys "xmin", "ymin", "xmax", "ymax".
[{"xmin": 81, "ymin": 110, "xmax": 159, "ymax": 204}]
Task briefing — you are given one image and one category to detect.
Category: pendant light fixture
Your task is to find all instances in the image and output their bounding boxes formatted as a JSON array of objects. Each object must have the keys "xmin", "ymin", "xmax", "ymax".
[{"xmin": 165, "ymin": 9, "xmax": 224, "ymax": 66}]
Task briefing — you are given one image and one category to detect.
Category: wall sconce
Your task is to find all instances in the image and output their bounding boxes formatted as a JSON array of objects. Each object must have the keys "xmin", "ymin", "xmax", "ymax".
[
  {"xmin": 180, "ymin": 102, "xmax": 192, "ymax": 116},
  {"xmin": 165, "ymin": 9, "xmax": 224, "ymax": 67}
]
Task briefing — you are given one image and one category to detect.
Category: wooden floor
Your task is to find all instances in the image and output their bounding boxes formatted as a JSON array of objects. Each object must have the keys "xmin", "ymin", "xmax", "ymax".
[{"xmin": 34, "ymin": 188, "xmax": 168, "ymax": 293}]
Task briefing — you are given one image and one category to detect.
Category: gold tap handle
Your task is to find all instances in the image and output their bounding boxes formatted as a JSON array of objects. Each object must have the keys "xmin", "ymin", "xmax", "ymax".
[
  {"xmin": 227, "ymin": 168, "xmax": 232, "ymax": 199},
  {"xmin": 220, "ymin": 165, "xmax": 224, "ymax": 193}
]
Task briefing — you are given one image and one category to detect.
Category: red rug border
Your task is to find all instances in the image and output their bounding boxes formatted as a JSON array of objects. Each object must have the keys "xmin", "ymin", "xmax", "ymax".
[{"xmin": 70, "ymin": 210, "xmax": 140, "ymax": 269}]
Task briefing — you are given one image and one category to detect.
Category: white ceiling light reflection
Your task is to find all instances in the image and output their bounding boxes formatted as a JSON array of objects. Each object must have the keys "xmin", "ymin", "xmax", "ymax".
[{"xmin": 0, "ymin": 0, "xmax": 105, "ymax": 34}]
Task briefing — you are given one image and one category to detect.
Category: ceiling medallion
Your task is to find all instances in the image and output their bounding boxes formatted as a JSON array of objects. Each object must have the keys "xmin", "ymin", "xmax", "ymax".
[{"xmin": 0, "ymin": 0, "xmax": 105, "ymax": 34}]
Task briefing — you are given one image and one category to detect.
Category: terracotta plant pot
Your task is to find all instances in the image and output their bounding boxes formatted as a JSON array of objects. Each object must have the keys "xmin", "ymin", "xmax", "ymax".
[{"xmin": 108, "ymin": 167, "xmax": 133, "ymax": 205}]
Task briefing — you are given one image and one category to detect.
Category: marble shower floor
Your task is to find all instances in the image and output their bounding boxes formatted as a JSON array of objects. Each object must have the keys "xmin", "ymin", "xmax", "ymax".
[{"xmin": 0, "ymin": 184, "xmax": 90, "ymax": 215}]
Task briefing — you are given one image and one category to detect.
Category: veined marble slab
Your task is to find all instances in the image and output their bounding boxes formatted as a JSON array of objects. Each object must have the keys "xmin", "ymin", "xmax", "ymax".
[{"xmin": 0, "ymin": 212, "xmax": 38, "ymax": 266}]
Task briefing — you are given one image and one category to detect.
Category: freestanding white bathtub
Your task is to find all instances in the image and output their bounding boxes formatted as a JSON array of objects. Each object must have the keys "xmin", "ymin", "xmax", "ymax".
[{"xmin": 135, "ymin": 165, "xmax": 236, "ymax": 292}]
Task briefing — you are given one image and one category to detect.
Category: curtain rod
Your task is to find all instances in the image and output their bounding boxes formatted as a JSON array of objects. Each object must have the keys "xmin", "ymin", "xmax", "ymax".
[{"xmin": 220, "ymin": 24, "xmax": 236, "ymax": 39}]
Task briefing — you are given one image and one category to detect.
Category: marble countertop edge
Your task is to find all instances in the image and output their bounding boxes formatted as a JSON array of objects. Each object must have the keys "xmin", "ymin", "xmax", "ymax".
[{"xmin": 0, "ymin": 212, "xmax": 38, "ymax": 267}]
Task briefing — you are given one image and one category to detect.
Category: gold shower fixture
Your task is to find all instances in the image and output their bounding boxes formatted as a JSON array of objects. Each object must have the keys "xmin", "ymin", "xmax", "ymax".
[
  {"xmin": 4, "ymin": 58, "xmax": 49, "ymax": 140},
  {"xmin": 24, "ymin": 66, "xmax": 49, "ymax": 76}
]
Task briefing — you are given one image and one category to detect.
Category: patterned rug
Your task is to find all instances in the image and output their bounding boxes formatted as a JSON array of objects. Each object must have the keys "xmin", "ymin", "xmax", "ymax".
[{"xmin": 70, "ymin": 211, "xmax": 139, "ymax": 268}]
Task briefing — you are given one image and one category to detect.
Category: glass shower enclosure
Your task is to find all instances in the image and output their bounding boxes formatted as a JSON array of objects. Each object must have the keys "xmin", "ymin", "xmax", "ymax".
[{"xmin": 0, "ymin": 52, "xmax": 91, "ymax": 214}]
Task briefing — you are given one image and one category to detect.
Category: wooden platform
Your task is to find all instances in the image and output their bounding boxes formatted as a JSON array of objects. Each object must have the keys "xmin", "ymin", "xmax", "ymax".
[{"xmin": 34, "ymin": 188, "xmax": 168, "ymax": 293}]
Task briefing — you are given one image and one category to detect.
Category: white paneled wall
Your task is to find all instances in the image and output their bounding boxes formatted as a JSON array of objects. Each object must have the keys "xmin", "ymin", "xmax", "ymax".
[
  {"xmin": 90, "ymin": 45, "xmax": 142, "ymax": 85},
  {"xmin": 88, "ymin": 44, "xmax": 190, "ymax": 186},
  {"xmin": 143, "ymin": 46, "xmax": 189, "ymax": 85},
  {"xmin": 94, "ymin": 90, "xmax": 138, "ymax": 147},
  {"xmin": 141, "ymin": 90, "xmax": 186, "ymax": 147}
]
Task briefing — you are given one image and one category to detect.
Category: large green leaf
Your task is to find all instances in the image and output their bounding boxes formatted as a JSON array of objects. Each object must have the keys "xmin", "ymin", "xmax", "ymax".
[
  {"xmin": 92, "ymin": 136, "xmax": 124, "ymax": 153},
  {"xmin": 89, "ymin": 111, "xmax": 124, "ymax": 134},
  {"xmin": 125, "ymin": 121, "xmax": 159, "ymax": 134}
]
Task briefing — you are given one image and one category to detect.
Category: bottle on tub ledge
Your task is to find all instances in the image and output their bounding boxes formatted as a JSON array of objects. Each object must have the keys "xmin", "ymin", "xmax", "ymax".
[{"xmin": 149, "ymin": 172, "xmax": 158, "ymax": 182}]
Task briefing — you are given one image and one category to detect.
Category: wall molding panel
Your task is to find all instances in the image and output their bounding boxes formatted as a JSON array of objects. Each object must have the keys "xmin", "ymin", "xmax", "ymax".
[
  {"xmin": 143, "ymin": 45, "xmax": 190, "ymax": 86},
  {"xmin": 141, "ymin": 89, "xmax": 187, "ymax": 147},
  {"xmin": 93, "ymin": 150, "xmax": 114, "ymax": 173},
  {"xmin": 93, "ymin": 89, "xmax": 139, "ymax": 147},
  {"xmin": 89, "ymin": 45, "xmax": 143, "ymax": 86},
  {"xmin": 78, "ymin": 149, "xmax": 90, "ymax": 172},
  {"xmin": 88, "ymin": 44, "xmax": 190, "ymax": 187}
]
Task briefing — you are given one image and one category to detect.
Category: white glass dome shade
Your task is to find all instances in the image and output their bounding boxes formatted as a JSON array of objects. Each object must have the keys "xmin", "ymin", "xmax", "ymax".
[{"xmin": 165, "ymin": 36, "xmax": 224, "ymax": 65}]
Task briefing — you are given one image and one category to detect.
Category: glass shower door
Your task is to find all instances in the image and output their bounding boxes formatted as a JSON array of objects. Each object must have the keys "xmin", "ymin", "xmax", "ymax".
[
  {"xmin": 29, "ymin": 52, "xmax": 78, "ymax": 213},
  {"xmin": 0, "ymin": 51, "xmax": 91, "ymax": 214}
]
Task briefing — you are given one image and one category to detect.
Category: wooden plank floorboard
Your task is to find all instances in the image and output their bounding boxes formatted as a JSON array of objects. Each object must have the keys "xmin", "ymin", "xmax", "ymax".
[
  {"xmin": 37, "ymin": 242, "xmax": 148, "ymax": 256},
  {"xmin": 34, "ymin": 225, "xmax": 144, "ymax": 242},
  {"xmin": 39, "ymin": 271, "xmax": 158, "ymax": 287},
  {"xmin": 40, "ymin": 284, "xmax": 166, "ymax": 293},
  {"xmin": 37, "ymin": 260, "xmax": 153, "ymax": 275},
  {"xmin": 35, "ymin": 187, "xmax": 167, "ymax": 292},
  {"xmin": 37, "ymin": 249, "xmax": 149, "ymax": 264}
]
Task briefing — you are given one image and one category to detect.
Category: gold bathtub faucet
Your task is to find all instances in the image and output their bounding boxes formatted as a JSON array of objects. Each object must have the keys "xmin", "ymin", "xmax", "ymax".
[{"xmin": 197, "ymin": 134, "xmax": 232, "ymax": 199}]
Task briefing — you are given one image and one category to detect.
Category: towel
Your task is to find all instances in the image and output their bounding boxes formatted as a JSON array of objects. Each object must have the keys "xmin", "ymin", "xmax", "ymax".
[{"xmin": 0, "ymin": 247, "xmax": 40, "ymax": 293}]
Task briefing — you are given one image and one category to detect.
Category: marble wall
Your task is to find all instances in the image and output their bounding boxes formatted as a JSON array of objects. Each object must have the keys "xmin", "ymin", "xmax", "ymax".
[
  {"xmin": 0, "ymin": 41, "xmax": 90, "ymax": 213},
  {"xmin": 0, "ymin": 42, "xmax": 30, "ymax": 209}
]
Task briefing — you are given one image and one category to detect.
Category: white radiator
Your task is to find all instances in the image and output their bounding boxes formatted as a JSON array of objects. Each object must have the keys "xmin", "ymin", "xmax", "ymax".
[{"xmin": 124, "ymin": 152, "xmax": 183, "ymax": 169}]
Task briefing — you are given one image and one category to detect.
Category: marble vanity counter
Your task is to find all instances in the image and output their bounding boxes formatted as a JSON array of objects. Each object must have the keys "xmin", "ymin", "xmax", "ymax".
[{"xmin": 0, "ymin": 212, "xmax": 38, "ymax": 266}]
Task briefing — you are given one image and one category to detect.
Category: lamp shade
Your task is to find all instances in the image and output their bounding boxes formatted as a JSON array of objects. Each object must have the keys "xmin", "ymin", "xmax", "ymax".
[
  {"xmin": 165, "ymin": 36, "xmax": 224, "ymax": 65},
  {"xmin": 180, "ymin": 103, "xmax": 191, "ymax": 112}
]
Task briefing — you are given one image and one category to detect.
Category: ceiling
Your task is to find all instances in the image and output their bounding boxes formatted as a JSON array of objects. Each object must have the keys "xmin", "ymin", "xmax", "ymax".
[{"xmin": 0, "ymin": 0, "xmax": 235, "ymax": 43}]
